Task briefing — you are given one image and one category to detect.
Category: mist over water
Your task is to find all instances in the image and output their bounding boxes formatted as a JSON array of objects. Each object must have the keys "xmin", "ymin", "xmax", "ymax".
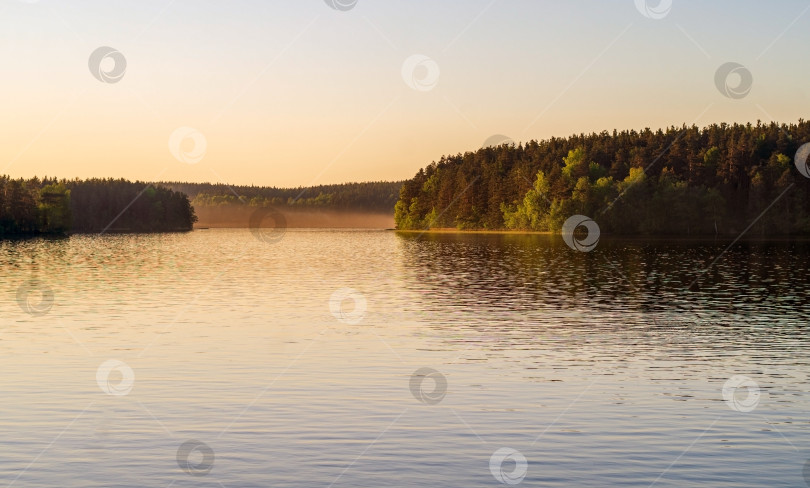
[{"xmin": 193, "ymin": 206, "xmax": 394, "ymax": 229}]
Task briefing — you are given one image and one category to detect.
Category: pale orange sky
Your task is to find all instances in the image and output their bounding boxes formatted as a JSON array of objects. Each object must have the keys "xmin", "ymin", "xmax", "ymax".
[{"xmin": 1, "ymin": 0, "xmax": 808, "ymax": 186}]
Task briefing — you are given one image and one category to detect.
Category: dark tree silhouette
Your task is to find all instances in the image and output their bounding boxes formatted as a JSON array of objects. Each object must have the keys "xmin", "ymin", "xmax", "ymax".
[{"xmin": 0, "ymin": 177, "xmax": 196, "ymax": 236}]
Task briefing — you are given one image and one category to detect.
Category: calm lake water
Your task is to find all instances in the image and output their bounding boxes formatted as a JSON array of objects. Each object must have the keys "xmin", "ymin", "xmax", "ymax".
[{"xmin": 1, "ymin": 229, "xmax": 809, "ymax": 487}]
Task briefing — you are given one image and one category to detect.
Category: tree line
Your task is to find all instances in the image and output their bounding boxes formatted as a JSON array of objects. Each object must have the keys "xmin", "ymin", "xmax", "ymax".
[
  {"xmin": 395, "ymin": 120, "xmax": 810, "ymax": 235},
  {"xmin": 162, "ymin": 181, "xmax": 403, "ymax": 214},
  {"xmin": 0, "ymin": 177, "xmax": 196, "ymax": 236}
]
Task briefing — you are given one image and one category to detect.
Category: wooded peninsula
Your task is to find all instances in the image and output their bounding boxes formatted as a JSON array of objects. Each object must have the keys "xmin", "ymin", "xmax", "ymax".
[
  {"xmin": 395, "ymin": 121, "xmax": 810, "ymax": 235},
  {"xmin": 0, "ymin": 178, "xmax": 196, "ymax": 235}
]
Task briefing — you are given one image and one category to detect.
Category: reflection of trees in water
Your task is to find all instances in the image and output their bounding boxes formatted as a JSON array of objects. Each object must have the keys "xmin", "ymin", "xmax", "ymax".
[
  {"xmin": 390, "ymin": 234, "xmax": 810, "ymax": 372},
  {"xmin": 395, "ymin": 233, "xmax": 810, "ymax": 334}
]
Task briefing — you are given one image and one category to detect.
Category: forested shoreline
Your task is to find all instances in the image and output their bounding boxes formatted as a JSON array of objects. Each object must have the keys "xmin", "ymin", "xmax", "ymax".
[
  {"xmin": 0, "ymin": 177, "xmax": 196, "ymax": 236},
  {"xmin": 395, "ymin": 121, "xmax": 810, "ymax": 235},
  {"xmin": 8, "ymin": 120, "xmax": 810, "ymax": 238},
  {"xmin": 0, "ymin": 178, "xmax": 401, "ymax": 237}
]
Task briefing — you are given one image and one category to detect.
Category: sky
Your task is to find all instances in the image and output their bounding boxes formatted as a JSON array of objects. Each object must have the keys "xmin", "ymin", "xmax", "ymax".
[{"xmin": 1, "ymin": 0, "xmax": 809, "ymax": 187}]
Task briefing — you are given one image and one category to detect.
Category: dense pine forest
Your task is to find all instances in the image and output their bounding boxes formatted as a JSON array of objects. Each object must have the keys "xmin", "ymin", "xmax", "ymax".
[
  {"xmin": 0, "ymin": 177, "xmax": 196, "ymax": 236},
  {"xmin": 162, "ymin": 181, "xmax": 402, "ymax": 214},
  {"xmin": 395, "ymin": 121, "xmax": 810, "ymax": 235}
]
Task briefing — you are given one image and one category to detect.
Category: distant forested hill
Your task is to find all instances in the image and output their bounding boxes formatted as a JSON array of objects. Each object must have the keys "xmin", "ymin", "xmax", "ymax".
[
  {"xmin": 395, "ymin": 121, "xmax": 810, "ymax": 235},
  {"xmin": 0, "ymin": 177, "xmax": 196, "ymax": 236},
  {"xmin": 161, "ymin": 181, "xmax": 403, "ymax": 214}
]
